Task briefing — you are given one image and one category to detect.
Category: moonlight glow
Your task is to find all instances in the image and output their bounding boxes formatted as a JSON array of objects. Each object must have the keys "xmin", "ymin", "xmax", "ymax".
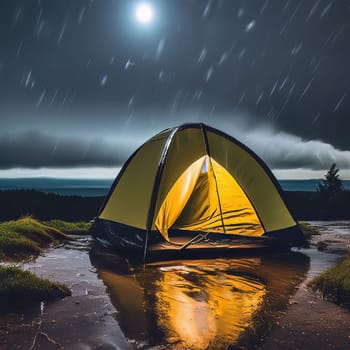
[{"xmin": 136, "ymin": 4, "xmax": 153, "ymax": 24}]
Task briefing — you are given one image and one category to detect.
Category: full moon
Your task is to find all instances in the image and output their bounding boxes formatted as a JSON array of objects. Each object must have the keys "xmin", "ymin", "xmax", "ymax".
[{"xmin": 136, "ymin": 4, "xmax": 153, "ymax": 24}]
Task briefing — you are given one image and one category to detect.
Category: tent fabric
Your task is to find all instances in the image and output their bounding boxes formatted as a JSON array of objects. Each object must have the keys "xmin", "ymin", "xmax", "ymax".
[
  {"xmin": 98, "ymin": 124, "xmax": 297, "ymax": 242},
  {"xmin": 153, "ymin": 127, "xmax": 207, "ymax": 228},
  {"xmin": 99, "ymin": 130, "xmax": 171, "ymax": 228},
  {"xmin": 206, "ymin": 131, "xmax": 296, "ymax": 232},
  {"xmin": 156, "ymin": 156, "xmax": 264, "ymax": 241},
  {"xmin": 155, "ymin": 156, "xmax": 206, "ymax": 241}
]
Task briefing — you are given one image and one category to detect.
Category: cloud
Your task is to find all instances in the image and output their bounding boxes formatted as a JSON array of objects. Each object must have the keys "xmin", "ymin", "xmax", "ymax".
[
  {"xmin": 166, "ymin": 113, "xmax": 350, "ymax": 172},
  {"xmin": 1, "ymin": 117, "xmax": 350, "ymax": 176},
  {"xmin": 242, "ymin": 126, "xmax": 350, "ymax": 171},
  {"xmin": 0, "ymin": 130, "xmax": 130, "ymax": 169}
]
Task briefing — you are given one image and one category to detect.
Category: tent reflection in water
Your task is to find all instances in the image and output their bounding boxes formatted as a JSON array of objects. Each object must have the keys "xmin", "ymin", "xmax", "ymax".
[
  {"xmin": 89, "ymin": 251, "xmax": 310, "ymax": 349},
  {"xmin": 91, "ymin": 123, "xmax": 307, "ymax": 261},
  {"xmin": 98, "ymin": 261, "xmax": 266, "ymax": 349}
]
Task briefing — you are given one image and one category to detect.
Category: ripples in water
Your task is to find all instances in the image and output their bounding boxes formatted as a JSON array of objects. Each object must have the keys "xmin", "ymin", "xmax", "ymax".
[{"xmin": 90, "ymin": 247, "xmax": 310, "ymax": 349}]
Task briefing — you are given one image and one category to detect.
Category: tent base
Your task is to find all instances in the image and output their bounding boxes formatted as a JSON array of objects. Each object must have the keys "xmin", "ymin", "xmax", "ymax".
[
  {"xmin": 145, "ymin": 236, "xmax": 290, "ymax": 262},
  {"xmin": 90, "ymin": 219, "xmax": 304, "ymax": 263}
]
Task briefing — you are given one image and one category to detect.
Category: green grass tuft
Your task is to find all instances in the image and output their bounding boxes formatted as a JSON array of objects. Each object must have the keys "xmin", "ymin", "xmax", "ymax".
[
  {"xmin": 4, "ymin": 216, "xmax": 70, "ymax": 241},
  {"xmin": 0, "ymin": 217, "xmax": 91, "ymax": 309},
  {"xmin": 308, "ymin": 254, "xmax": 350, "ymax": 306},
  {"xmin": 0, "ymin": 216, "xmax": 70, "ymax": 260},
  {"xmin": 0, "ymin": 265, "xmax": 71, "ymax": 308},
  {"xmin": 0, "ymin": 225, "xmax": 42, "ymax": 259},
  {"xmin": 299, "ymin": 222, "xmax": 320, "ymax": 240},
  {"xmin": 43, "ymin": 219, "xmax": 91, "ymax": 235},
  {"xmin": 0, "ymin": 216, "xmax": 91, "ymax": 260}
]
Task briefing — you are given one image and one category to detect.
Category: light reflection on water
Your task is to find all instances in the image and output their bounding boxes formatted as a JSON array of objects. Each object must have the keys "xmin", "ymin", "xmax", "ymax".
[{"xmin": 90, "ymin": 249, "xmax": 310, "ymax": 349}]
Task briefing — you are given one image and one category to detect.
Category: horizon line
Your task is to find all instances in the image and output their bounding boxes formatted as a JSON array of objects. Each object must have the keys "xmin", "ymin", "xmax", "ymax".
[{"xmin": 0, "ymin": 167, "xmax": 350, "ymax": 181}]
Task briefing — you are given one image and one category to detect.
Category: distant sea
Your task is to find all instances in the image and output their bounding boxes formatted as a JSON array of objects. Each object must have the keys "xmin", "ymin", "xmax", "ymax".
[{"xmin": 0, "ymin": 178, "xmax": 350, "ymax": 197}]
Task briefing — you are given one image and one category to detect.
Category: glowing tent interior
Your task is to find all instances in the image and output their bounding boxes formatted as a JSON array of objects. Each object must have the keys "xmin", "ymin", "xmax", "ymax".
[{"xmin": 91, "ymin": 123, "xmax": 307, "ymax": 261}]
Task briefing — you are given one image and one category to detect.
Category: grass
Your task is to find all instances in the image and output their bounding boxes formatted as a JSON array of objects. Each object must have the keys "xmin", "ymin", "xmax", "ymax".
[
  {"xmin": 0, "ymin": 216, "xmax": 90, "ymax": 261},
  {"xmin": 0, "ymin": 217, "xmax": 68, "ymax": 260},
  {"xmin": 0, "ymin": 216, "xmax": 91, "ymax": 310},
  {"xmin": 43, "ymin": 219, "xmax": 91, "ymax": 234},
  {"xmin": 0, "ymin": 216, "xmax": 91, "ymax": 309},
  {"xmin": 299, "ymin": 222, "xmax": 320, "ymax": 240},
  {"xmin": 0, "ymin": 265, "xmax": 71, "ymax": 309},
  {"xmin": 308, "ymin": 254, "xmax": 350, "ymax": 306}
]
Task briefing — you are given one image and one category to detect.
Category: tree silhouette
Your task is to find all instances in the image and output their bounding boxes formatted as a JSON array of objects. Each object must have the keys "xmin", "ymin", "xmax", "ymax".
[{"xmin": 317, "ymin": 163, "xmax": 343, "ymax": 200}]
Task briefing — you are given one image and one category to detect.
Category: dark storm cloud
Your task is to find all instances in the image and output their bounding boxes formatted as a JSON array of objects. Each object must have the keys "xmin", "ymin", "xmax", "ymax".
[
  {"xmin": 1, "ymin": 0, "xmax": 350, "ymax": 172},
  {"xmin": 246, "ymin": 128, "xmax": 350, "ymax": 171},
  {"xmin": 1, "ymin": 122, "xmax": 350, "ymax": 172},
  {"xmin": 0, "ymin": 131, "xmax": 128, "ymax": 169}
]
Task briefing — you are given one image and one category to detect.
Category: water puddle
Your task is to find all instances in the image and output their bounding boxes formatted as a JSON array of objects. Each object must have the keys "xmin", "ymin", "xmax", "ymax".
[{"xmin": 90, "ymin": 248, "xmax": 309, "ymax": 349}]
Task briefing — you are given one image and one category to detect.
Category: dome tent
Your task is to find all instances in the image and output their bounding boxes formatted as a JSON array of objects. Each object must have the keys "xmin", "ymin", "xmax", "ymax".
[{"xmin": 91, "ymin": 123, "xmax": 306, "ymax": 261}]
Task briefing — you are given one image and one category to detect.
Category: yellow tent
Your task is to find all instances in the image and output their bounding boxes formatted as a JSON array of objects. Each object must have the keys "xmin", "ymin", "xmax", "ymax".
[{"xmin": 92, "ymin": 124, "xmax": 305, "ymax": 261}]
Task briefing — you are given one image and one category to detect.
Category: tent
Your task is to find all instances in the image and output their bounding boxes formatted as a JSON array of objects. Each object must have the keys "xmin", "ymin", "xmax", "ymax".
[{"xmin": 91, "ymin": 123, "xmax": 306, "ymax": 261}]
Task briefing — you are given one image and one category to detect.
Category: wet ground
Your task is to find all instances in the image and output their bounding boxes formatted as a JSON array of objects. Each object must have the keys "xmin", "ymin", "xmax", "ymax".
[
  {"xmin": 308, "ymin": 220, "xmax": 350, "ymax": 252},
  {"xmin": 0, "ymin": 222, "xmax": 349, "ymax": 349},
  {"xmin": 259, "ymin": 221, "xmax": 350, "ymax": 350}
]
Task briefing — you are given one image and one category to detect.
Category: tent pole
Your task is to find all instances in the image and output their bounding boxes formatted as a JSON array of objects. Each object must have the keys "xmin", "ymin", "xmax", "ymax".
[
  {"xmin": 143, "ymin": 229, "xmax": 149, "ymax": 263},
  {"xmin": 144, "ymin": 127, "xmax": 178, "ymax": 264},
  {"xmin": 208, "ymin": 157, "xmax": 226, "ymax": 234},
  {"xmin": 200, "ymin": 124, "xmax": 226, "ymax": 234}
]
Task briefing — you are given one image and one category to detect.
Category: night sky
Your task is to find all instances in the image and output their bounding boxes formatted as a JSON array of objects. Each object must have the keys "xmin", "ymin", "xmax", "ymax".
[{"xmin": 1, "ymin": 0, "xmax": 350, "ymax": 178}]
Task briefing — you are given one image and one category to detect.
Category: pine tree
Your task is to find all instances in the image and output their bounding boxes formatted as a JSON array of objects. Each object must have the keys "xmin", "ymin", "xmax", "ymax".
[{"xmin": 317, "ymin": 163, "xmax": 343, "ymax": 200}]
